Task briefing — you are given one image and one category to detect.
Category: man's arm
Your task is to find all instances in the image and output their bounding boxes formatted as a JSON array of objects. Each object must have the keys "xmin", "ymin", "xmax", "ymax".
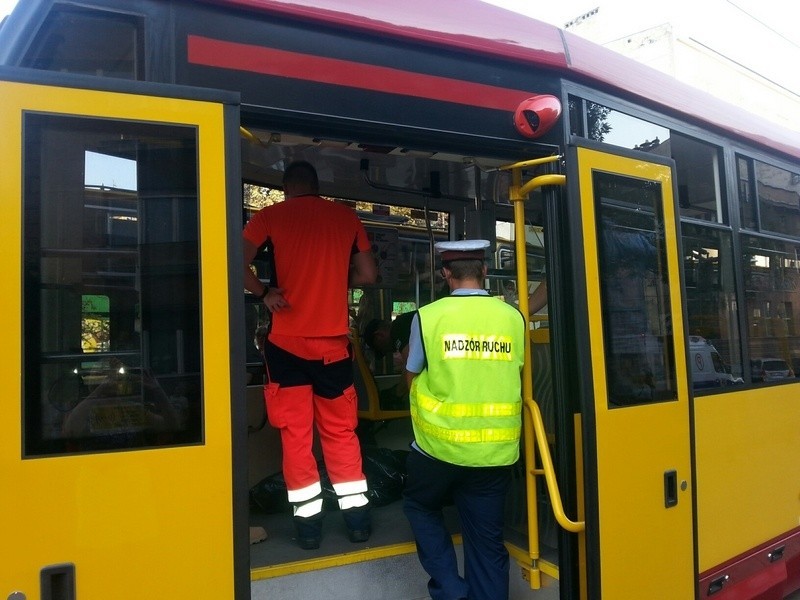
[
  {"xmin": 404, "ymin": 313, "xmax": 425, "ymax": 388},
  {"xmin": 243, "ymin": 238, "xmax": 263, "ymax": 295},
  {"xmin": 349, "ymin": 250, "xmax": 377, "ymax": 287},
  {"xmin": 242, "ymin": 236, "xmax": 289, "ymax": 312},
  {"xmin": 405, "ymin": 369, "xmax": 418, "ymax": 390},
  {"xmin": 528, "ymin": 279, "xmax": 548, "ymax": 316}
]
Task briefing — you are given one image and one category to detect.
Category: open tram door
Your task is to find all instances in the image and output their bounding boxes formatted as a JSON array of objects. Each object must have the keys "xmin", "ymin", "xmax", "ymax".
[
  {"xmin": 568, "ymin": 144, "xmax": 696, "ymax": 598},
  {"xmin": 0, "ymin": 67, "xmax": 248, "ymax": 599}
]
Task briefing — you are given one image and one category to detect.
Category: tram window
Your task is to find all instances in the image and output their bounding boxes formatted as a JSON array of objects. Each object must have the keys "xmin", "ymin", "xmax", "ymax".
[
  {"xmin": 23, "ymin": 114, "xmax": 202, "ymax": 455},
  {"xmin": 579, "ymin": 101, "xmax": 727, "ymax": 223},
  {"xmin": 593, "ymin": 172, "xmax": 677, "ymax": 406},
  {"xmin": 568, "ymin": 96, "xmax": 586, "ymax": 138},
  {"xmin": 755, "ymin": 161, "xmax": 800, "ymax": 237},
  {"xmin": 682, "ymin": 224, "xmax": 743, "ymax": 389},
  {"xmin": 585, "ymin": 102, "xmax": 669, "ymax": 152},
  {"xmin": 737, "ymin": 157, "xmax": 800, "ymax": 237},
  {"xmin": 741, "ymin": 235, "xmax": 800, "ymax": 383},
  {"xmin": 737, "ymin": 156, "xmax": 757, "ymax": 229},
  {"xmin": 671, "ymin": 134, "xmax": 725, "ymax": 223},
  {"xmin": 21, "ymin": 7, "xmax": 142, "ymax": 80}
]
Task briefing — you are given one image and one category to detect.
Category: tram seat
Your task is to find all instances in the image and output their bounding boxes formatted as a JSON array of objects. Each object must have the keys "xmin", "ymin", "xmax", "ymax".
[{"xmin": 351, "ymin": 328, "xmax": 410, "ymax": 421}]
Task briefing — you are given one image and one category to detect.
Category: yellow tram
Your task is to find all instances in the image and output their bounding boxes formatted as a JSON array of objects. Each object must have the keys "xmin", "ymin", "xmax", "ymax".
[{"xmin": 1, "ymin": 1, "xmax": 798, "ymax": 598}]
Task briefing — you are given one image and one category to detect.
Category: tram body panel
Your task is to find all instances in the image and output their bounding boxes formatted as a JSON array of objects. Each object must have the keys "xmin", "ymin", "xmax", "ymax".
[
  {"xmin": 695, "ymin": 386, "xmax": 800, "ymax": 571},
  {"xmin": 0, "ymin": 74, "xmax": 244, "ymax": 599}
]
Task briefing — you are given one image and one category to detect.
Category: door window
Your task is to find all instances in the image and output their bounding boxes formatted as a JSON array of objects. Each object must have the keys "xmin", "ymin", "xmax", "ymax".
[
  {"xmin": 593, "ymin": 172, "xmax": 677, "ymax": 406},
  {"xmin": 23, "ymin": 113, "xmax": 203, "ymax": 455}
]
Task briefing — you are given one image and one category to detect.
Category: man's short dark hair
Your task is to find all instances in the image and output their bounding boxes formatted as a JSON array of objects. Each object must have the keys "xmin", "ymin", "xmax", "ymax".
[
  {"xmin": 443, "ymin": 259, "xmax": 484, "ymax": 282},
  {"xmin": 283, "ymin": 160, "xmax": 319, "ymax": 193}
]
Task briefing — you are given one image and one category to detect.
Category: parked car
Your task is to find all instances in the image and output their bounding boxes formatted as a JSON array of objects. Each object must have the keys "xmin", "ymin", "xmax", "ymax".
[
  {"xmin": 750, "ymin": 358, "xmax": 794, "ymax": 382},
  {"xmin": 688, "ymin": 336, "xmax": 743, "ymax": 389}
]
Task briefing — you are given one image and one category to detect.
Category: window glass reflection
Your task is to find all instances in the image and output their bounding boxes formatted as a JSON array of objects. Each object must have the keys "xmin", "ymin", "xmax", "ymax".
[
  {"xmin": 682, "ymin": 224, "xmax": 743, "ymax": 389},
  {"xmin": 671, "ymin": 134, "xmax": 724, "ymax": 223},
  {"xmin": 737, "ymin": 156, "xmax": 757, "ymax": 229},
  {"xmin": 586, "ymin": 103, "xmax": 724, "ymax": 223},
  {"xmin": 755, "ymin": 161, "xmax": 800, "ymax": 237},
  {"xmin": 742, "ymin": 235, "xmax": 800, "ymax": 383},
  {"xmin": 593, "ymin": 172, "xmax": 677, "ymax": 406},
  {"xmin": 587, "ymin": 102, "xmax": 669, "ymax": 151},
  {"xmin": 24, "ymin": 114, "xmax": 202, "ymax": 455},
  {"xmin": 21, "ymin": 7, "xmax": 142, "ymax": 79}
]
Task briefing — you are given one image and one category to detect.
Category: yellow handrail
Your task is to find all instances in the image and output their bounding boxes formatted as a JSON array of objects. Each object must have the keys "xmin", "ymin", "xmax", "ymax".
[
  {"xmin": 504, "ymin": 156, "xmax": 584, "ymax": 586},
  {"xmin": 524, "ymin": 398, "xmax": 584, "ymax": 533},
  {"xmin": 239, "ymin": 126, "xmax": 263, "ymax": 145}
]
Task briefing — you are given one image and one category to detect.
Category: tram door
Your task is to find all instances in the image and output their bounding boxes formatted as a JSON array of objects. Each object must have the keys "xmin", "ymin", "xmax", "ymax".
[
  {"xmin": 0, "ymin": 71, "xmax": 247, "ymax": 599},
  {"xmin": 570, "ymin": 146, "xmax": 695, "ymax": 598}
]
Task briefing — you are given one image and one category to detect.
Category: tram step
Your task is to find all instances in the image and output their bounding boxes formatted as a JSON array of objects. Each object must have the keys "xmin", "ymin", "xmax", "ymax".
[{"xmin": 250, "ymin": 550, "xmax": 560, "ymax": 600}]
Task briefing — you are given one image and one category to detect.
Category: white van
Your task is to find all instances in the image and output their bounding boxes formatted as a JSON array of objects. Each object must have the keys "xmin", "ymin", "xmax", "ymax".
[{"xmin": 688, "ymin": 336, "xmax": 743, "ymax": 389}]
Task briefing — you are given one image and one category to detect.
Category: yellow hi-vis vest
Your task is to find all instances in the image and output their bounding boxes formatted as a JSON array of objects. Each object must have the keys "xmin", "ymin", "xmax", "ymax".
[{"xmin": 411, "ymin": 294, "xmax": 525, "ymax": 467}]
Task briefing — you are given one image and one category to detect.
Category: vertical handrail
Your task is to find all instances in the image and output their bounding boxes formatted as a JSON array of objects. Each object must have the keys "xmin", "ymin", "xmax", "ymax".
[{"xmin": 502, "ymin": 157, "xmax": 584, "ymax": 586}]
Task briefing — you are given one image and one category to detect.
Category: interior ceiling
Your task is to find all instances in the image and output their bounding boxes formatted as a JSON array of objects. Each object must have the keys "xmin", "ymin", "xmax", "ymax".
[{"xmin": 240, "ymin": 127, "xmax": 513, "ymax": 207}]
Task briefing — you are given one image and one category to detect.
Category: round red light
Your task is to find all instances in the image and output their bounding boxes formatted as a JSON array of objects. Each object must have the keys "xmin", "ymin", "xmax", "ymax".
[{"xmin": 513, "ymin": 95, "xmax": 562, "ymax": 139}]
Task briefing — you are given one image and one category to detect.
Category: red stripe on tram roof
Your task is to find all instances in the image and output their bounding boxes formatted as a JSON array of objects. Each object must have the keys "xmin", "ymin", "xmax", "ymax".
[{"xmin": 187, "ymin": 35, "xmax": 538, "ymax": 112}]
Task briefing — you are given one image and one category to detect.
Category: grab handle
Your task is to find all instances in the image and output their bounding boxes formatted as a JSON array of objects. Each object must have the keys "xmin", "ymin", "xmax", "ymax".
[{"xmin": 41, "ymin": 563, "xmax": 75, "ymax": 600}]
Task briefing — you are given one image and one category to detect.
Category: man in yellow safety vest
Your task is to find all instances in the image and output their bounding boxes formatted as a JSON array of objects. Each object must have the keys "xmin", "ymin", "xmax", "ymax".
[{"xmin": 403, "ymin": 239, "xmax": 526, "ymax": 600}]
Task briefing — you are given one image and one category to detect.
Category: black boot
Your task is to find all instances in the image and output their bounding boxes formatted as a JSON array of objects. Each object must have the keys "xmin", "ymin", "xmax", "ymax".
[
  {"xmin": 293, "ymin": 513, "xmax": 323, "ymax": 550},
  {"xmin": 342, "ymin": 504, "xmax": 371, "ymax": 543}
]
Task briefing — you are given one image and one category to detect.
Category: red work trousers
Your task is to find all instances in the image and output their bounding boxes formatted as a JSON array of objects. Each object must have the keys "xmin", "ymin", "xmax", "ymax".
[{"xmin": 263, "ymin": 335, "xmax": 367, "ymax": 509}]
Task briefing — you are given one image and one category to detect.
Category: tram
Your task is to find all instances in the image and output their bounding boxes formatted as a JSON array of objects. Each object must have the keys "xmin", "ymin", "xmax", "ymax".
[{"xmin": 1, "ymin": 1, "xmax": 799, "ymax": 599}]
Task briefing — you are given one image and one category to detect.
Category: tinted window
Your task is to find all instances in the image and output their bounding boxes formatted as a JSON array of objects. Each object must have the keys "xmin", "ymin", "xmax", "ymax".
[
  {"xmin": 755, "ymin": 161, "xmax": 800, "ymax": 237},
  {"xmin": 763, "ymin": 359, "xmax": 789, "ymax": 371},
  {"xmin": 24, "ymin": 114, "xmax": 202, "ymax": 455},
  {"xmin": 579, "ymin": 102, "xmax": 725, "ymax": 224},
  {"xmin": 586, "ymin": 102, "xmax": 669, "ymax": 151},
  {"xmin": 21, "ymin": 7, "xmax": 142, "ymax": 79},
  {"xmin": 741, "ymin": 234, "xmax": 800, "ymax": 384},
  {"xmin": 682, "ymin": 223, "xmax": 742, "ymax": 386},
  {"xmin": 737, "ymin": 156, "xmax": 757, "ymax": 229},
  {"xmin": 671, "ymin": 134, "xmax": 724, "ymax": 223},
  {"xmin": 593, "ymin": 172, "xmax": 677, "ymax": 406}
]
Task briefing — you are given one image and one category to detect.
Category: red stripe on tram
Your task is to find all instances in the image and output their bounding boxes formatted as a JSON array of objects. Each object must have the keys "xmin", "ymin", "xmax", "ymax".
[{"xmin": 187, "ymin": 35, "xmax": 535, "ymax": 111}]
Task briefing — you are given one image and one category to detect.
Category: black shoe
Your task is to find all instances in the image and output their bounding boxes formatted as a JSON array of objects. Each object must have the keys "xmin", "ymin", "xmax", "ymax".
[
  {"xmin": 347, "ymin": 526, "xmax": 371, "ymax": 543},
  {"xmin": 297, "ymin": 535, "xmax": 321, "ymax": 550},
  {"xmin": 342, "ymin": 504, "xmax": 371, "ymax": 543},
  {"xmin": 293, "ymin": 514, "xmax": 323, "ymax": 550}
]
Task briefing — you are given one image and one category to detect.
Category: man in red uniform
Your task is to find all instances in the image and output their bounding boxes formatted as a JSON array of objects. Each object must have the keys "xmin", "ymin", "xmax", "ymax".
[{"xmin": 243, "ymin": 161, "xmax": 377, "ymax": 549}]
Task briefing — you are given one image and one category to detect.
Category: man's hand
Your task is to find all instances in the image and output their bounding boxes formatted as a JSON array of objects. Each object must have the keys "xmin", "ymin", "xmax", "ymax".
[{"xmin": 263, "ymin": 287, "xmax": 290, "ymax": 312}]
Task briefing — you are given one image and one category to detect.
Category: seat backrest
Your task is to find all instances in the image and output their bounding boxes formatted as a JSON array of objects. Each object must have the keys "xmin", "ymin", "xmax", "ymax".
[
  {"xmin": 351, "ymin": 329, "xmax": 381, "ymax": 415},
  {"xmin": 350, "ymin": 328, "xmax": 409, "ymax": 420}
]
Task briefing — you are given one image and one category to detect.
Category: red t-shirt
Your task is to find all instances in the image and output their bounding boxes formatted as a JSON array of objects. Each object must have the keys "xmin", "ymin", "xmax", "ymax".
[{"xmin": 243, "ymin": 195, "xmax": 371, "ymax": 337}]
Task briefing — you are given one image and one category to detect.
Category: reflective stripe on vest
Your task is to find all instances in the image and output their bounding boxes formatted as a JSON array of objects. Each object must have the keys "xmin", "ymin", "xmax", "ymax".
[
  {"xmin": 410, "ymin": 404, "xmax": 521, "ymax": 443},
  {"xmin": 415, "ymin": 390, "xmax": 519, "ymax": 418}
]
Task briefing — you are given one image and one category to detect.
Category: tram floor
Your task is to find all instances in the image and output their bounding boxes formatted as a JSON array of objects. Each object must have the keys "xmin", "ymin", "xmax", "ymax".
[
  {"xmin": 249, "ymin": 498, "xmax": 460, "ymax": 569},
  {"xmin": 248, "ymin": 417, "xmax": 559, "ymax": 571},
  {"xmin": 248, "ymin": 491, "xmax": 558, "ymax": 571}
]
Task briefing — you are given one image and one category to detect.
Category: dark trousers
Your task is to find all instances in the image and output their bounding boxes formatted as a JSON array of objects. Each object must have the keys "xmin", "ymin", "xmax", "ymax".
[{"xmin": 403, "ymin": 448, "xmax": 512, "ymax": 600}]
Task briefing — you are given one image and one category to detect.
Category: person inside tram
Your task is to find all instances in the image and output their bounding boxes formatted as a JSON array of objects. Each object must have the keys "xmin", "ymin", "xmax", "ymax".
[
  {"xmin": 242, "ymin": 160, "xmax": 377, "ymax": 550},
  {"xmin": 362, "ymin": 311, "xmax": 416, "ymax": 409}
]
